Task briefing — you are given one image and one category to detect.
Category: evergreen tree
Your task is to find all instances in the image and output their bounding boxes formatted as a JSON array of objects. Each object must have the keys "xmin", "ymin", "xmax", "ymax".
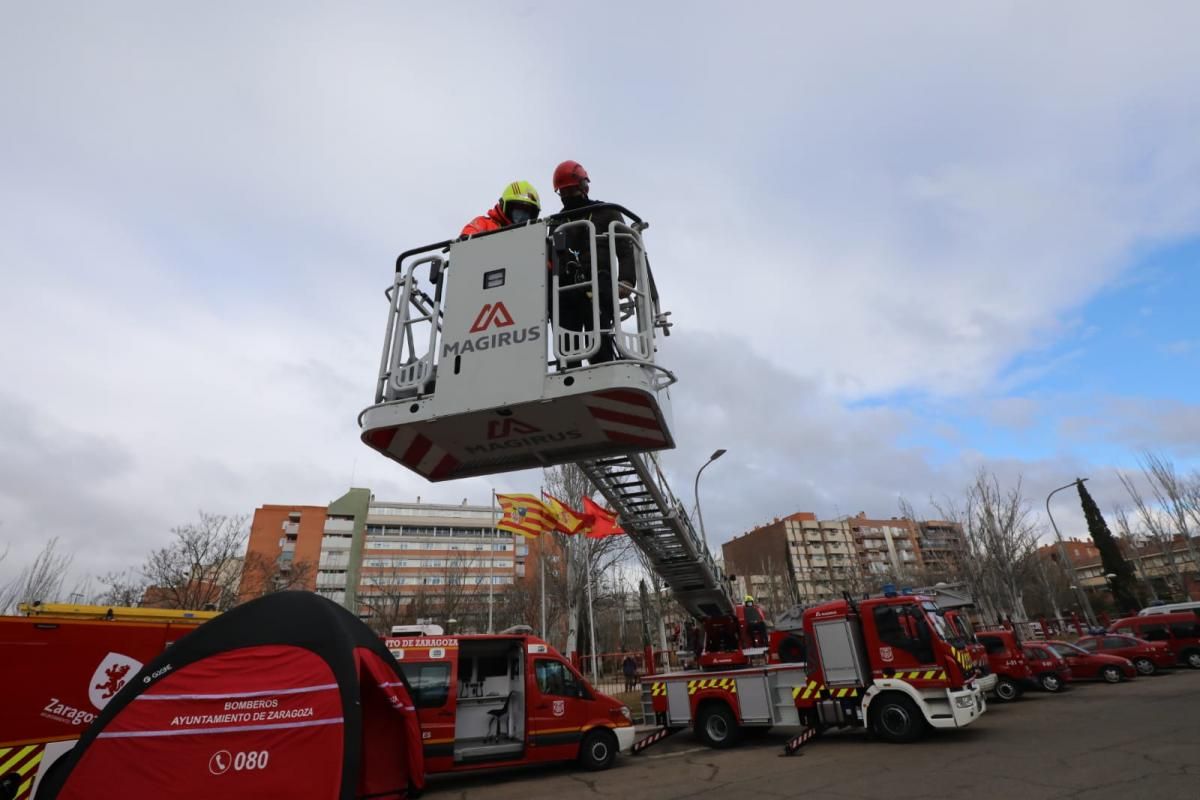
[{"xmin": 1076, "ymin": 479, "xmax": 1140, "ymax": 613}]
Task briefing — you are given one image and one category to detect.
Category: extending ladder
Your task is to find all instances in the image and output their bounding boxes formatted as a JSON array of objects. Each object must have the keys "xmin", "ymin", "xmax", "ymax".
[{"xmin": 577, "ymin": 453, "xmax": 733, "ymax": 620}]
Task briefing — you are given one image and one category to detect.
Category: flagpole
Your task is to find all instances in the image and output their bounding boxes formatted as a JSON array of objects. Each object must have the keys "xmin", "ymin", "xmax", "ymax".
[
  {"xmin": 539, "ymin": 485, "xmax": 547, "ymax": 641},
  {"xmin": 585, "ymin": 539, "xmax": 599, "ymax": 684},
  {"xmin": 489, "ymin": 489, "xmax": 496, "ymax": 634}
]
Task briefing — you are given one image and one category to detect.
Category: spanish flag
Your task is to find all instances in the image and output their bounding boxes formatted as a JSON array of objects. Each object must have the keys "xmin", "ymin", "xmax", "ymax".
[
  {"xmin": 541, "ymin": 492, "xmax": 588, "ymax": 534},
  {"xmin": 496, "ymin": 493, "xmax": 555, "ymax": 538}
]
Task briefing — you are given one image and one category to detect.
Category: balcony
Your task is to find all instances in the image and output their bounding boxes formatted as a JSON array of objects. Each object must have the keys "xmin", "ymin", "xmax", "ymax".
[
  {"xmin": 322, "ymin": 536, "xmax": 352, "ymax": 551},
  {"xmin": 282, "ymin": 521, "xmax": 300, "ymax": 535},
  {"xmin": 324, "ymin": 518, "xmax": 356, "ymax": 534}
]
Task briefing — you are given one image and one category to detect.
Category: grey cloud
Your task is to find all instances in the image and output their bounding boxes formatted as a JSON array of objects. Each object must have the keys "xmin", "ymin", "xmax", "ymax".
[{"xmin": 3, "ymin": 4, "xmax": 1200, "ymax": 585}]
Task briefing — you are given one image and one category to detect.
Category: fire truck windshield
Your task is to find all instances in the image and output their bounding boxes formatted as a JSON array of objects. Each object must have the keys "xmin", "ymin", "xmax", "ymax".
[{"xmin": 922, "ymin": 603, "xmax": 952, "ymax": 642}]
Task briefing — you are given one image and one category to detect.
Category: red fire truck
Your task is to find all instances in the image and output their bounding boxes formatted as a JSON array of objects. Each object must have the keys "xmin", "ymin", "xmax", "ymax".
[
  {"xmin": 941, "ymin": 609, "xmax": 998, "ymax": 694},
  {"xmin": 639, "ymin": 594, "xmax": 986, "ymax": 753},
  {"xmin": 976, "ymin": 629, "xmax": 1035, "ymax": 702},
  {"xmin": 382, "ymin": 629, "xmax": 635, "ymax": 773},
  {"xmin": 0, "ymin": 604, "xmax": 216, "ymax": 799}
]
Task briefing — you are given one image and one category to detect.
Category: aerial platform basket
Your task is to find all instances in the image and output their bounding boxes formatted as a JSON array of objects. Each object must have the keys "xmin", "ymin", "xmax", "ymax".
[{"xmin": 359, "ymin": 210, "xmax": 677, "ymax": 482}]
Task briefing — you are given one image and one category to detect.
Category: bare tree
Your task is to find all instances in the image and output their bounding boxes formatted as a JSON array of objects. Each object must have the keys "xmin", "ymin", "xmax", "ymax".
[
  {"xmin": 135, "ymin": 512, "xmax": 247, "ymax": 611},
  {"xmin": 239, "ymin": 551, "xmax": 316, "ymax": 600},
  {"xmin": 1139, "ymin": 452, "xmax": 1200, "ymax": 581},
  {"xmin": 934, "ymin": 471, "xmax": 1038, "ymax": 625},
  {"xmin": 1112, "ymin": 505, "xmax": 1161, "ymax": 604},
  {"xmin": 543, "ymin": 464, "xmax": 631, "ymax": 657},
  {"xmin": 96, "ymin": 568, "xmax": 149, "ymax": 607},
  {"xmin": 0, "ymin": 538, "xmax": 74, "ymax": 614},
  {"xmin": 1118, "ymin": 471, "xmax": 1189, "ymax": 598}
]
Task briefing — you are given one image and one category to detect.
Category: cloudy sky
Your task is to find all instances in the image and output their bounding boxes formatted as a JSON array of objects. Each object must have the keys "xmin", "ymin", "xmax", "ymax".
[{"xmin": 2, "ymin": 3, "xmax": 1198, "ymax": 589}]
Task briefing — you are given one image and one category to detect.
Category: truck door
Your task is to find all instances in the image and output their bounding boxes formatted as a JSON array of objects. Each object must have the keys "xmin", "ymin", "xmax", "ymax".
[
  {"xmin": 396, "ymin": 657, "xmax": 456, "ymax": 769},
  {"xmin": 526, "ymin": 656, "xmax": 588, "ymax": 761}
]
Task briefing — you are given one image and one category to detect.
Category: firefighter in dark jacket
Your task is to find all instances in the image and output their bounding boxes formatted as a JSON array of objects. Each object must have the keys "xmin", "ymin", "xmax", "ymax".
[{"xmin": 551, "ymin": 160, "xmax": 636, "ymax": 364}]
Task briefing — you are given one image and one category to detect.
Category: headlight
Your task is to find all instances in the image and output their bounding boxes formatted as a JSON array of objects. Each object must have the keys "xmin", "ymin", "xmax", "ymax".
[
  {"xmin": 955, "ymin": 695, "xmax": 974, "ymax": 709},
  {"xmin": 620, "ymin": 705, "xmax": 632, "ymax": 721}
]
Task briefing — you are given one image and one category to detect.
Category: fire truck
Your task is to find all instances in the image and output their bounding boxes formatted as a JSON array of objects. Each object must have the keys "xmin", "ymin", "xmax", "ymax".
[
  {"xmin": 382, "ymin": 629, "xmax": 634, "ymax": 772},
  {"xmin": 357, "ymin": 205, "xmax": 987, "ymax": 756},
  {"xmin": 941, "ymin": 608, "xmax": 998, "ymax": 694},
  {"xmin": 0, "ymin": 604, "xmax": 216, "ymax": 799},
  {"xmin": 640, "ymin": 594, "xmax": 986, "ymax": 751}
]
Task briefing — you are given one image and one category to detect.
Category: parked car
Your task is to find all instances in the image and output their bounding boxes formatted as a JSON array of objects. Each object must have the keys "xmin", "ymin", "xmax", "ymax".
[
  {"xmin": 1043, "ymin": 640, "xmax": 1136, "ymax": 683},
  {"xmin": 1109, "ymin": 612, "xmax": 1200, "ymax": 669},
  {"xmin": 1075, "ymin": 634, "xmax": 1175, "ymax": 675},
  {"xmin": 1021, "ymin": 643, "xmax": 1072, "ymax": 692}
]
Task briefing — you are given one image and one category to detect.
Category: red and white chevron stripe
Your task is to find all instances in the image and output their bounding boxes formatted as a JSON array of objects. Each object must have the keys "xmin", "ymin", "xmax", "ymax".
[
  {"xmin": 364, "ymin": 427, "xmax": 460, "ymax": 481},
  {"xmin": 0, "ymin": 743, "xmax": 45, "ymax": 799},
  {"xmin": 585, "ymin": 389, "xmax": 668, "ymax": 449}
]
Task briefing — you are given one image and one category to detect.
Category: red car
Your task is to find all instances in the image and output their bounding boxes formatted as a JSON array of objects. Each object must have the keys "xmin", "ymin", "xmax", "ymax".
[
  {"xmin": 1075, "ymin": 634, "xmax": 1175, "ymax": 675},
  {"xmin": 1109, "ymin": 612, "xmax": 1200, "ymax": 670},
  {"xmin": 1043, "ymin": 640, "xmax": 1136, "ymax": 684},
  {"xmin": 1021, "ymin": 643, "xmax": 1072, "ymax": 692}
]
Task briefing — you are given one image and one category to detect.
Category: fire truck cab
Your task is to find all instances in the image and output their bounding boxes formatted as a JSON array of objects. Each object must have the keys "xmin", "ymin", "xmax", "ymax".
[
  {"xmin": 383, "ymin": 632, "xmax": 634, "ymax": 773},
  {"xmin": 0, "ymin": 605, "xmax": 215, "ymax": 799},
  {"xmin": 941, "ymin": 608, "xmax": 998, "ymax": 694}
]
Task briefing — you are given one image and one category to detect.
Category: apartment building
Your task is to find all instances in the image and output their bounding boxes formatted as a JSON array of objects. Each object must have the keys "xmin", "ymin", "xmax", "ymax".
[
  {"xmin": 847, "ymin": 513, "xmax": 923, "ymax": 579},
  {"xmin": 722, "ymin": 510, "xmax": 967, "ymax": 608},
  {"xmin": 238, "ymin": 488, "xmax": 546, "ymax": 627}
]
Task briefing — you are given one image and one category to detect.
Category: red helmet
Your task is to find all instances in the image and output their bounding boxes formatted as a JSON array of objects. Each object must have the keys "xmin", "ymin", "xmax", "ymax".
[{"xmin": 553, "ymin": 160, "xmax": 589, "ymax": 192}]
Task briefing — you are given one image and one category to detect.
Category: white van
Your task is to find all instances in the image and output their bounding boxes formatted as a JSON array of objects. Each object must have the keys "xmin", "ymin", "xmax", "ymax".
[{"xmin": 1137, "ymin": 601, "xmax": 1200, "ymax": 617}]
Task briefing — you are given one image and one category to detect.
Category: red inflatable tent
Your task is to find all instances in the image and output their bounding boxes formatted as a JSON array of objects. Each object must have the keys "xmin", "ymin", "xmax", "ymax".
[{"xmin": 36, "ymin": 591, "xmax": 424, "ymax": 799}]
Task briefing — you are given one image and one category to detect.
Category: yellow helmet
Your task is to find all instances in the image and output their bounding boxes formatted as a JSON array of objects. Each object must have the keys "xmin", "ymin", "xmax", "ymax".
[
  {"xmin": 499, "ymin": 180, "xmax": 540, "ymax": 219},
  {"xmin": 744, "ymin": 595, "xmax": 755, "ymax": 604}
]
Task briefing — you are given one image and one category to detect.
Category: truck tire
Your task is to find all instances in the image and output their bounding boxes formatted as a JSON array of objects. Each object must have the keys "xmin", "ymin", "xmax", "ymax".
[
  {"xmin": 1183, "ymin": 649, "xmax": 1200, "ymax": 669},
  {"xmin": 577, "ymin": 728, "xmax": 618, "ymax": 771},
  {"xmin": 993, "ymin": 677, "xmax": 1022, "ymax": 702},
  {"xmin": 1100, "ymin": 665, "xmax": 1123, "ymax": 684},
  {"xmin": 870, "ymin": 694, "xmax": 925, "ymax": 744},
  {"xmin": 1038, "ymin": 672, "xmax": 1063, "ymax": 693},
  {"xmin": 696, "ymin": 702, "xmax": 742, "ymax": 749},
  {"xmin": 1132, "ymin": 657, "xmax": 1156, "ymax": 676}
]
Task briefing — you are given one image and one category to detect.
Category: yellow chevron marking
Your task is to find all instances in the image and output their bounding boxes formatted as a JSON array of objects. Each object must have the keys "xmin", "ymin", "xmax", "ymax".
[
  {"xmin": 923, "ymin": 670, "xmax": 936, "ymax": 679},
  {"xmin": 16, "ymin": 750, "xmax": 42, "ymax": 775},
  {"xmin": 938, "ymin": 671, "xmax": 947, "ymax": 681},
  {"xmin": 0, "ymin": 746, "xmax": 35, "ymax": 776}
]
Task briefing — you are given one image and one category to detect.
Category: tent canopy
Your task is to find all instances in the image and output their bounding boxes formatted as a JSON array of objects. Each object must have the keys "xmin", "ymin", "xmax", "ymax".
[{"xmin": 39, "ymin": 591, "xmax": 424, "ymax": 800}]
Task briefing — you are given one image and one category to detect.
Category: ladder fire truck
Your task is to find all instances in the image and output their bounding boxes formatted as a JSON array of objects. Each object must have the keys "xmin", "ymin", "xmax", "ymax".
[{"xmin": 358, "ymin": 206, "xmax": 986, "ymax": 754}]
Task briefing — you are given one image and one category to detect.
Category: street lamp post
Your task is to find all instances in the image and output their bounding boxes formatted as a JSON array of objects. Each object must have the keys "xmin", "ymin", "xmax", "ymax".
[
  {"xmin": 693, "ymin": 449, "xmax": 726, "ymax": 553},
  {"xmin": 1046, "ymin": 478, "xmax": 1098, "ymax": 628}
]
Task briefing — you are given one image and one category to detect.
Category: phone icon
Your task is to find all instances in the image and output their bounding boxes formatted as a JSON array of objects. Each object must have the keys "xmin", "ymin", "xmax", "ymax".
[{"xmin": 208, "ymin": 750, "xmax": 232, "ymax": 775}]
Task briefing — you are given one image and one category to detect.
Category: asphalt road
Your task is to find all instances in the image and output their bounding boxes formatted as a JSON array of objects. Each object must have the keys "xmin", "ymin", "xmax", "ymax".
[{"xmin": 425, "ymin": 670, "xmax": 1200, "ymax": 800}]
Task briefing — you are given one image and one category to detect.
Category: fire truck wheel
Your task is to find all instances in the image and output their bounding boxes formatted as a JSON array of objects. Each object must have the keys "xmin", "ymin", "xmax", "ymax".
[
  {"xmin": 696, "ymin": 702, "xmax": 742, "ymax": 749},
  {"xmin": 993, "ymin": 678, "xmax": 1022, "ymax": 702},
  {"xmin": 578, "ymin": 729, "xmax": 618, "ymax": 771},
  {"xmin": 1100, "ymin": 665, "xmax": 1123, "ymax": 684},
  {"xmin": 869, "ymin": 694, "xmax": 925, "ymax": 743},
  {"xmin": 1038, "ymin": 673, "xmax": 1063, "ymax": 692},
  {"xmin": 1132, "ymin": 657, "xmax": 1156, "ymax": 676},
  {"xmin": 1184, "ymin": 649, "xmax": 1200, "ymax": 669}
]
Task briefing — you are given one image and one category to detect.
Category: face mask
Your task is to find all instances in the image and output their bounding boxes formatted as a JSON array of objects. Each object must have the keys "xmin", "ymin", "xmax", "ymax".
[{"xmin": 509, "ymin": 205, "xmax": 536, "ymax": 225}]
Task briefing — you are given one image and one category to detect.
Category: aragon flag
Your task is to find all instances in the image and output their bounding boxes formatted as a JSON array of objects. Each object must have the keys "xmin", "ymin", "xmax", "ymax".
[
  {"xmin": 582, "ymin": 496, "xmax": 625, "ymax": 539},
  {"xmin": 541, "ymin": 492, "xmax": 588, "ymax": 534},
  {"xmin": 496, "ymin": 493, "xmax": 555, "ymax": 538}
]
